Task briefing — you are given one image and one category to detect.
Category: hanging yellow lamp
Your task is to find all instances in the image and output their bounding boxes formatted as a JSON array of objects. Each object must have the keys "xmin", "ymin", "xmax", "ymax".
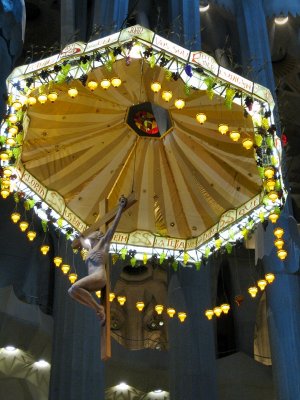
[
  {"xmin": 277, "ymin": 248, "xmax": 287, "ymax": 260},
  {"xmin": 178, "ymin": 312, "xmax": 187, "ymax": 322},
  {"xmin": 268, "ymin": 190, "xmax": 278, "ymax": 202},
  {"xmin": 109, "ymin": 292, "xmax": 115, "ymax": 302},
  {"xmin": 3, "ymin": 167, "xmax": 12, "ymax": 177},
  {"xmin": 38, "ymin": 93, "xmax": 48, "ymax": 104},
  {"xmin": 196, "ymin": 113, "xmax": 207, "ymax": 124},
  {"xmin": 248, "ymin": 286, "xmax": 258, "ymax": 298},
  {"xmin": 229, "ymin": 131, "xmax": 240, "ymax": 142},
  {"xmin": 218, "ymin": 123, "xmax": 229, "ymax": 135},
  {"xmin": 155, "ymin": 305, "xmax": 164, "ymax": 315},
  {"xmin": 95, "ymin": 290, "xmax": 101, "ymax": 298},
  {"xmin": 27, "ymin": 230, "xmax": 37, "ymax": 241},
  {"xmin": 265, "ymin": 273, "xmax": 275, "ymax": 284},
  {"xmin": 40, "ymin": 245, "xmax": 50, "ymax": 255},
  {"xmin": 53, "ymin": 256, "xmax": 62, "ymax": 267},
  {"xmin": 242, "ymin": 137, "xmax": 254, "ymax": 150},
  {"xmin": 27, "ymin": 96, "xmax": 37, "ymax": 106},
  {"xmin": 257, "ymin": 279, "xmax": 267, "ymax": 291},
  {"xmin": 0, "ymin": 152, "xmax": 9, "ymax": 161},
  {"xmin": 111, "ymin": 77, "xmax": 122, "ymax": 88},
  {"xmin": 269, "ymin": 211, "xmax": 279, "ymax": 224},
  {"xmin": 100, "ymin": 79, "xmax": 111, "ymax": 90},
  {"xmin": 167, "ymin": 307, "xmax": 176, "ymax": 318},
  {"xmin": 136, "ymin": 301, "xmax": 145, "ymax": 311},
  {"xmin": 151, "ymin": 81, "xmax": 161, "ymax": 93},
  {"xmin": 265, "ymin": 178, "xmax": 276, "ymax": 191},
  {"xmin": 220, "ymin": 303, "xmax": 230, "ymax": 314},
  {"xmin": 48, "ymin": 92, "xmax": 58, "ymax": 103},
  {"xmin": 68, "ymin": 273, "xmax": 78, "ymax": 284},
  {"xmin": 6, "ymin": 137, "xmax": 16, "ymax": 147},
  {"xmin": 174, "ymin": 99, "xmax": 185, "ymax": 109},
  {"xmin": 67, "ymin": 87, "xmax": 78, "ymax": 98},
  {"xmin": 274, "ymin": 227, "xmax": 284, "ymax": 239},
  {"xmin": 205, "ymin": 309, "xmax": 214, "ymax": 320},
  {"xmin": 8, "ymin": 114, "xmax": 18, "ymax": 124},
  {"xmin": 12, "ymin": 100, "xmax": 22, "ymax": 110},
  {"xmin": 61, "ymin": 264, "xmax": 70, "ymax": 274},
  {"xmin": 2, "ymin": 178, "xmax": 10, "ymax": 187},
  {"xmin": 274, "ymin": 238, "xmax": 284, "ymax": 249},
  {"xmin": 8, "ymin": 125, "xmax": 18, "ymax": 135},
  {"xmin": 213, "ymin": 306, "xmax": 222, "ymax": 317},
  {"xmin": 87, "ymin": 80, "xmax": 98, "ymax": 91},
  {"xmin": 161, "ymin": 90, "xmax": 172, "ymax": 102},
  {"xmin": 1, "ymin": 188, "xmax": 10, "ymax": 199},
  {"xmin": 264, "ymin": 166, "xmax": 275, "ymax": 179},
  {"xmin": 117, "ymin": 296, "xmax": 126, "ymax": 305},
  {"xmin": 19, "ymin": 221, "xmax": 29, "ymax": 232},
  {"xmin": 11, "ymin": 212, "xmax": 21, "ymax": 223}
]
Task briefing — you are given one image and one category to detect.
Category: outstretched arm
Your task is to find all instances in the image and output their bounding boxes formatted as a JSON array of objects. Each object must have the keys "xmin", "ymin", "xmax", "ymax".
[{"xmin": 103, "ymin": 196, "xmax": 127, "ymax": 244}]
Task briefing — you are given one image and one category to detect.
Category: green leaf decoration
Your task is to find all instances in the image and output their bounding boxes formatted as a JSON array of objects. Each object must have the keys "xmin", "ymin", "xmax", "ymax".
[
  {"xmin": 16, "ymin": 110, "xmax": 24, "ymax": 120},
  {"xmin": 262, "ymin": 195, "xmax": 270, "ymax": 206},
  {"xmin": 262, "ymin": 117, "xmax": 270, "ymax": 130},
  {"xmin": 164, "ymin": 70, "xmax": 172, "ymax": 81},
  {"xmin": 247, "ymin": 219, "xmax": 254, "ymax": 230},
  {"xmin": 24, "ymin": 200, "xmax": 31, "ymax": 211},
  {"xmin": 61, "ymin": 64, "xmax": 71, "ymax": 75},
  {"xmin": 149, "ymin": 54, "xmax": 156, "ymax": 68},
  {"xmin": 143, "ymin": 253, "xmax": 148, "ymax": 265},
  {"xmin": 14, "ymin": 192, "xmax": 20, "ymax": 203},
  {"xmin": 255, "ymin": 133, "xmax": 263, "ymax": 147},
  {"xmin": 120, "ymin": 248, "xmax": 127, "ymax": 260},
  {"xmin": 66, "ymin": 232, "xmax": 71, "ymax": 240},
  {"xmin": 56, "ymin": 64, "xmax": 71, "ymax": 83},
  {"xmin": 130, "ymin": 257, "xmax": 137, "ymax": 267},
  {"xmin": 257, "ymin": 166, "xmax": 264, "ymax": 179},
  {"xmin": 215, "ymin": 238, "xmax": 222, "ymax": 249},
  {"xmin": 259, "ymin": 211, "xmax": 265, "ymax": 222},
  {"xmin": 57, "ymin": 217, "xmax": 64, "ymax": 228},
  {"xmin": 0, "ymin": 136, "xmax": 6, "ymax": 145},
  {"xmin": 275, "ymin": 180, "xmax": 281, "ymax": 191},
  {"xmin": 225, "ymin": 242, "xmax": 233, "ymax": 254},
  {"xmin": 205, "ymin": 247, "xmax": 211, "ymax": 258},
  {"xmin": 229, "ymin": 230, "xmax": 235, "ymax": 241},
  {"xmin": 266, "ymin": 136, "xmax": 273, "ymax": 147},
  {"xmin": 172, "ymin": 260, "xmax": 178, "ymax": 271},
  {"xmin": 16, "ymin": 133, "xmax": 23, "ymax": 145},
  {"xmin": 183, "ymin": 252, "xmax": 189, "ymax": 265},
  {"xmin": 241, "ymin": 228, "xmax": 248, "ymax": 239},
  {"xmin": 108, "ymin": 51, "xmax": 116, "ymax": 63},
  {"xmin": 195, "ymin": 261, "xmax": 201, "ymax": 271},
  {"xmin": 274, "ymin": 206, "xmax": 281, "ymax": 214},
  {"xmin": 80, "ymin": 62, "xmax": 90, "ymax": 72},
  {"xmin": 12, "ymin": 147, "xmax": 21, "ymax": 158},
  {"xmin": 271, "ymin": 155, "xmax": 277, "ymax": 165},
  {"xmin": 159, "ymin": 252, "xmax": 166, "ymax": 264},
  {"xmin": 105, "ymin": 60, "xmax": 113, "ymax": 72},
  {"xmin": 184, "ymin": 83, "xmax": 191, "ymax": 96},
  {"xmin": 41, "ymin": 219, "xmax": 48, "ymax": 233},
  {"xmin": 224, "ymin": 87, "xmax": 235, "ymax": 109},
  {"xmin": 204, "ymin": 76, "xmax": 215, "ymax": 100}
]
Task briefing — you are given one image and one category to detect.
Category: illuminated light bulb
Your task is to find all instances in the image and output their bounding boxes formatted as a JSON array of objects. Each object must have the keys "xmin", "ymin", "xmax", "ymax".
[
  {"xmin": 0, "ymin": 152, "xmax": 9, "ymax": 161},
  {"xmin": 275, "ymin": 16, "xmax": 289, "ymax": 25},
  {"xmin": 174, "ymin": 99, "xmax": 185, "ymax": 109},
  {"xmin": 167, "ymin": 308, "xmax": 176, "ymax": 318},
  {"xmin": 109, "ymin": 293, "xmax": 115, "ymax": 302},
  {"xmin": 68, "ymin": 87, "xmax": 78, "ymax": 98},
  {"xmin": 161, "ymin": 90, "xmax": 173, "ymax": 102},
  {"xmin": 111, "ymin": 77, "xmax": 122, "ymax": 88},
  {"xmin": 87, "ymin": 80, "xmax": 98, "ymax": 91},
  {"xmin": 11, "ymin": 212, "xmax": 20, "ymax": 223},
  {"xmin": 274, "ymin": 238, "xmax": 284, "ymax": 250},
  {"xmin": 47, "ymin": 92, "xmax": 58, "ymax": 103},
  {"xmin": 268, "ymin": 190, "xmax": 278, "ymax": 202},
  {"xmin": 6, "ymin": 137, "xmax": 16, "ymax": 147},
  {"xmin": 136, "ymin": 301, "xmax": 145, "ymax": 311},
  {"xmin": 12, "ymin": 100, "xmax": 22, "ymax": 110},
  {"xmin": 248, "ymin": 286, "xmax": 258, "ymax": 298},
  {"xmin": 257, "ymin": 279, "xmax": 267, "ymax": 291},
  {"xmin": 61, "ymin": 264, "xmax": 70, "ymax": 274},
  {"xmin": 269, "ymin": 211, "xmax": 279, "ymax": 224},
  {"xmin": 265, "ymin": 273, "xmax": 275, "ymax": 284},
  {"xmin": 221, "ymin": 303, "xmax": 230, "ymax": 314},
  {"xmin": 266, "ymin": 178, "xmax": 276, "ymax": 191},
  {"xmin": 151, "ymin": 81, "xmax": 161, "ymax": 93},
  {"xmin": 178, "ymin": 312, "xmax": 187, "ymax": 322},
  {"xmin": 218, "ymin": 123, "xmax": 229, "ymax": 135},
  {"xmin": 274, "ymin": 227, "xmax": 284, "ymax": 239},
  {"xmin": 264, "ymin": 166, "xmax": 275, "ymax": 179},
  {"xmin": 8, "ymin": 114, "xmax": 18, "ymax": 124},
  {"xmin": 68, "ymin": 273, "xmax": 78, "ymax": 284},
  {"xmin": 3, "ymin": 167, "xmax": 12, "ymax": 177},
  {"xmin": 205, "ymin": 309, "xmax": 214, "ymax": 320},
  {"xmin": 19, "ymin": 221, "xmax": 29, "ymax": 232},
  {"xmin": 117, "ymin": 296, "xmax": 126, "ymax": 305},
  {"xmin": 8, "ymin": 125, "xmax": 18, "ymax": 135},
  {"xmin": 229, "ymin": 130, "xmax": 240, "ymax": 142},
  {"xmin": 1, "ymin": 188, "xmax": 10, "ymax": 198},
  {"xmin": 38, "ymin": 94, "xmax": 48, "ymax": 104},
  {"xmin": 27, "ymin": 230, "xmax": 37, "ymax": 241},
  {"xmin": 53, "ymin": 256, "xmax": 62, "ymax": 267},
  {"xmin": 27, "ymin": 96, "xmax": 37, "ymax": 106},
  {"xmin": 100, "ymin": 79, "xmax": 111, "ymax": 90},
  {"xmin": 213, "ymin": 306, "xmax": 222, "ymax": 317},
  {"xmin": 95, "ymin": 290, "xmax": 101, "ymax": 298},
  {"xmin": 40, "ymin": 245, "xmax": 50, "ymax": 255},
  {"xmin": 242, "ymin": 137, "xmax": 253, "ymax": 150},
  {"xmin": 199, "ymin": 3, "xmax": 210, "ymax": 12},
  {"xmin": 196, "ymin": 113, "xmax": 207, "ymax": 124},
  {"xmin": 155, "ymin": 305, "xmax": 164, "ymax": 315},
  {"xmin": 277, "ymin": 248, "xmax": 287, "ymax": 260}
]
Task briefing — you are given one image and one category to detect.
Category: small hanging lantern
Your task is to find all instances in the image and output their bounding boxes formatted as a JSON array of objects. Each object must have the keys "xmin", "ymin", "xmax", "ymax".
[
  {"xmin": 6, "ymin": 137, "xmax": 16, "ymax": 147},
  {"xmin": 178, "ymin": 312, "xmax": 187, "ymax": 322},
  {"xmin": 53, "ymin": 256, "xmax": 62, "ymax": 267},
  {"xmin": 87, "ymin": 80, "xmax": 98, "ymax": 91},
  {"xmin": 151, "ymin": 81, "xmax": 161, "ymax": 93},
  {"xmin": 111, "ymin": 77, "xmax": 122, "ymax": 88},
  {"xmin": 167, "ymin": 307, "xmax": 176, "ymax": 318},
  {"xmin": 205, "ymin": 309, "xmax": 214, "ymax": 320},
  {"xmin": 220, "ymin": 303, "xmax": 230, "ymax": 314},
  {"xmin": 27, "ymin": 230, "xmax": 37, "ymax": 241},
  {"xmin": 218, "ymin": 123, "xmax": 229, "ymax": 135},
  {"xmin": 1, "ymin": 188, "xmax": 10, "ymax": 199},
  {"xmin": 12, "ymin": 100, "xmax": 22, "ymax": 110},
  {"xmin": 257, "ymin": 279, "xmax": 267, "ymax": 291},
  {"xmin": 100, "ymin": 79, "xmax": 111, "ymax": 90},
  {"xmin": 8, "ymin": 125, "xmax": 18, "ymax": 135},
  {"xmin": 109, "ymin": 292, "xmax": 115, "ymax": 302},
  {"xmin": 196, "ymin": 113, "xmax": 207, "ymax": 124},
  {"xmin": 248, "ymin": 286, "xmax": 258, "ymax": 298},
  {"xmin": 67, "ymin": 87, "xmax": 78, "ymax": 98},
  {"xmin": 11, "ymin": 212, "xmax": 21, "ymax": 223},
  {"xmin": 155, "ymin": 305, "xmax": 164, "ymax": 315},
  {"xmin": 117, "ymin": 295, "xmax": 126, "ymax": 305},
  {"xmin": 3, "ymin": 167, "xmax": 12, "ymax": 177},
  {"xmin": 38, "ymin": 93, "xmax": 48, "ymax": 104},
  {"xmin": 264, "ymin": 166, "xmax": 275, "ymax": 179},
  {"xmin": 269, "ymin": 211, "xmax": 279, "ymax": 224},
  {"xmin": 268, "ymin": 190, "xmax": 278, "ymax": 202},
  {"xmin": 277, "ymin": 248, "xmax": 287, "ymax": 260},
  {"xmin": 8, "ymin": 114, "xmax": 18, "ymax": 124},
  {"xmin": 47, "ymin": 92, "xmax": 58, "ymax": 103},
  {"xmin": 68, "ymin": 273, "xmax": 78, "ymax": 284},
  {"xmin": 174, "ymin": 99, "xmax": 185, "ymax": 109},
  {"xmin": 40, "ymin": 245, "xmax": 50, "ymax": 255},
  {"xmin": 95, "ymin": 290, "xmax": 101, "ymax": 298},
  {"xmin": 242, "ymin": 137, "xmax": 254, "ymax": 150},
  {"xmin": 161, "ymin": 90, "xmax": 172, "ymax": 102},
  {"xmin": 0, "ymin": 152, "xmax": 9, "ymax": 161},
  {"xmin": 19, "ymin": 221, "xmax": 29, "ymax": 232},
  {"xmin": 27, "ymin": 96, "xmax": 37, "ymax": 106},
  {"xmin": 213, "ymin": 306, "xmax": 222, "ymax": 317},
  {"xmin": 136, "ymin": 301, "xmax": 145, "ymax": 311},
  {"xmin": 274, "ymin": 227, "xmax": 284, "ymax": 239},
  {"xmin": 274, "ymin": 238, "xmax": 284, "ymax": 250},
  {"xmin": 61, "ymin": 264, "xmax": 70, "ymax": 274},
  {"xmin": 265, "ymin": 178, "xmax": 276, "ymax": 191},
  {"xmin": 265, "ymin": 273, "xmax": 275, "ymax": 284},
  {"xmin": 2, "ymin": 178, "xmax": 10, "ymax": 188},
  {"xmin": 229, "ymin": 131, "xmax": 240, "ymax": 142}
]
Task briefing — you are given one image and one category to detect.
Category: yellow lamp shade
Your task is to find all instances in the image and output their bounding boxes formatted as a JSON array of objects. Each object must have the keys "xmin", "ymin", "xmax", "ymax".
[
  {"xmin": 205, "ymin": 309, "xmax": 214, "ymax": 320},
  {"xmin": 95, "ymin": 290, "xmax": 101, "ymax": 298},
  {"xmin": 196, "ymin": 113, "xmax": 207, "ymax": 124},
  {"xmin": 27, "ymin": 96, "xmax": 37, "ymax": 106},
  {"xmin": 178, "ymin": 312, "xmax": 187, "ymax": 322},
  {"xmin": 268, "ymin": 190, "xmax": 278, "ymax": 202},
  {"xmin": 136, "ymin": 301, "xmax": 145, "ymax": 311},
  {"xmin": 87, "ymin": 80, "xmax": 98, "ymax": 91},
  {"xmin": 27, "ymin": 230, "xmax": 37, "ymax": 241},
  {"xmin": 6, "ymin": 137, "xmax": 16, "ymax": 147},
  {"xmin": 67, "ymin": 87, "xmax": 78, "ymax": 98},
  {"xmin": 61, "ymin": 264, "xmax": 70, "ymax": 274},
  {"xmin": 53, "ymin": 256, "xmax": 62, "ymax": 267},
  {"xmin": 2, "ymin": 178, "xmax": 10, "ymax": 188},
  {"xmin": 229, "ymin": 131, "xmax": 240, "ymax": 142},
  {"xmin": 265, "ymin": 273, "xmax": 275, "ymax": 284},
  {"xmin": 111, "ymin": 77, "xmax": 122, "ymax": 88},
  {"xmin": 40, "ymin": 245, "xmax": 50, "ymax": 255},
  {"xmin": 109, "ymin": 292, "xmax": 115, "ymax": 302},
  {"xmin": 155, "ymin": 304, "xmax": 164, "ymax": 315},
  {"xmin": 9, "ymin": 125, "xmax": 18, "ymax": 135},
  {"xmin": 274, "ymin": 227, "xmax": 284, "ymax": 239},
  {"xmin": 38, "ymin": 94, "xmax": 48, "ymax": 104},
  {"xmin": 277, "ymin": 248, "xmax": 287, "ymax": 260},
  {"xmin": 214, "ymin": 306, "xmax": 222, "ymax": 317},
  {"xmin": 274, "ymin": 238, "xmax": 284, "ymax": 249},
  {"xmin": 242, "ymin": 137, "xmax": 253, "ymax": 150},
  {"xmin": 257, "ymin": 279, "xmax": 267, "ymax": 291},
  {"xmin": 117, "ymin": 295, "xmax": 126, "ymax": 305},
  {"xmin": 8, "ymin": 114, "xmax": 18, "ymax": 124},
  {"xmin": 221, "ymin": 303, "xmax": 230, "ymax": 314},
  {"xmin": 1, "ymin": 188, "xmax": 10, "ymax": 198},
  {"xmin": 167, "ymin": 307, "xmax": 176, "ymax": 317},
  {"xmin": 48, "ymin": 92, "xmax": 58, "ymax": 103},
  {"xmin": 264, "ymin": 166, "xmax": 275, "ymax": 179},
  {"xmin": 151, "ymin": 81, "xmax": 161, "ymax": 93},
  {"xmin": 266, "ymin": 178, "xmax": 276, "ymax": 191},
  {"xmin": 174, "ymin": 99, "xmax": 185, "ymax": 109},
  {"xmin": 248, "ymin": 286, "xmax": 258, "ymax": 298},
  {"xmin": 218, "ymin": 123, "xmax": 229, "ymax": 135},
  {"xmin": 19, "ymin": 221, "xmax": 29, "ymax": 232},
  {"xmin": 3, "ymin": 167, "xmax": 12, "ymax": 177},
  {"xmin": 161, "ymin": 90, "xmax": 172, "ymax": 102},
  {"xmin": 0, "ymin": 152, "xmax": 9, "ymax": 161},
  {"xmin": 12, "ymin": 100, "xmax": 22, "ymax": 110},
  {"xmin": 269, "ymin": 211, "xmax": 279, "ymax": 224},
  {"xmin": 68, "ymin": 273, "xmax": 78, "ymax": 284},
  {"xmin": 100, "ymin": 79, "xmax": 111, "ymax": 90},
  {"xmin": 11, "ymin": 212, "xmax": 21, "ymax": 223}
]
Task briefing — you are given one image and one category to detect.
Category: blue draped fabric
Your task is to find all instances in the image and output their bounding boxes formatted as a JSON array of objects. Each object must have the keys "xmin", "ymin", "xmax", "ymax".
[
  {"xmin": 211, "ymin": 0, "xmax": 300, "ymax": 16},
  {"xmin": 0, "ymin": 0, "xmax": 24, "ymax": 22}
]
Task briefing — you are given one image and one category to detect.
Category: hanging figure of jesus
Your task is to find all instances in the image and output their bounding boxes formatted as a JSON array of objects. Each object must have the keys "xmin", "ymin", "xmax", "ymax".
[{"xmin": 69, "ymin": 196, "xmax": 127, "ymax": 323}]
